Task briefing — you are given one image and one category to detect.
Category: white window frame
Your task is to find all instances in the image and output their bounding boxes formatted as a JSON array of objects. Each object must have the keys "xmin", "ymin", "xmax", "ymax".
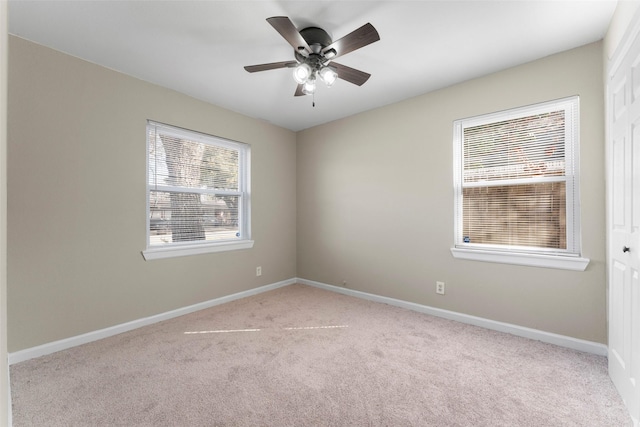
[
  {"xmin": 142, "ymin": 121, "xmax": 253, "ymax": 260},
  {"xmin": 450, "ymin": 97, "xmax": 589, "ymax": 271}
]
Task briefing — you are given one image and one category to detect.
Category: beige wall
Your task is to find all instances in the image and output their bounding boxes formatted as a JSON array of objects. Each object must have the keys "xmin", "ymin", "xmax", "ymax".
[
  {"xmin": 297, "ymin": 42, "xmax": 607, "ymax": 343},
  {"xmin": 1, "ymin": 1, "xmax": 8, "ymax": 425},
  {"xmin": 7, "ymin": 37, "xmax": 297, "ymax": 352}
]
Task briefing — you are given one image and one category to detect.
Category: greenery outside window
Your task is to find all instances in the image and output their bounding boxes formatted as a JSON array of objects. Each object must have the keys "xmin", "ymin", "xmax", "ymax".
[
  {"xmin": 451, "ymin": 97, "xmax": 589, "ymax": 270},
  {"xmin": 143, "ymin": 121, "xmax": 252, "ymax": 260}
]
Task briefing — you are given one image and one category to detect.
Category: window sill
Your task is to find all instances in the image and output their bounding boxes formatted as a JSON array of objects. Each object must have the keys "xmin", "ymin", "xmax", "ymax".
[
  {"xmin": 450, "ymin": 248, "xmax": 589, "ymax": 271},
  {"xmin": 142, "ymin": 240, "xmax": 254, "ymax": 260}
]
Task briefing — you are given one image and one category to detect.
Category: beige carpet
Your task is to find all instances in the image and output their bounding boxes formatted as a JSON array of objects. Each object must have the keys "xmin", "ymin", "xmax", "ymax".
[{"xmin": 10, "ymin": 284, "xmax": 631, "ymax": 426}]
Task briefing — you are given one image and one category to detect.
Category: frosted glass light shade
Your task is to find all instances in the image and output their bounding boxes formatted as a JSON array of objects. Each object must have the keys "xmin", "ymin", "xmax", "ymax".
[
  {"xmin": 293, "ymin": 63, "xmax": 312, "ymax": 84},
  {"xmin": 319, "ymin": 66, "xmax": 338, "ymax": 87},
  {"xmin": 302, "ymin": 77, "xmax": 316, "ymax": 95}
]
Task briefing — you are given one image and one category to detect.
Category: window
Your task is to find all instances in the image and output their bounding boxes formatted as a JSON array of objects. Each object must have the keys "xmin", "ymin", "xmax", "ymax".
[
  {"xmin": 451, "ymin": 97, "xmax": 589, "ymax": 270},
  {"xmin": 142, "ymin": 121, "xmax": 252, "ymax": 260}
]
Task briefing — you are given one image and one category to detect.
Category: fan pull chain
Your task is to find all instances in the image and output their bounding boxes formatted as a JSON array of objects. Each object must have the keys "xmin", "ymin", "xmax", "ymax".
[{"xmin": 312, "ymin": 92, "xmax": 315, "ymax": 108}]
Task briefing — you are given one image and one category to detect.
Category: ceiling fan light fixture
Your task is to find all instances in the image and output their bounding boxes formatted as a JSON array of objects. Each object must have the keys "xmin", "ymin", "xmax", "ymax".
[
  {"xmin": 319, "ymin": 66, "xmax": 338, "ymax": 87},
  {"xmin": 293, "ymin": 63, "xmax": 312, "ymax": 84},
  {"xmin": 302, "ymin": 76, "xmax": 317, "ymax": 95}
]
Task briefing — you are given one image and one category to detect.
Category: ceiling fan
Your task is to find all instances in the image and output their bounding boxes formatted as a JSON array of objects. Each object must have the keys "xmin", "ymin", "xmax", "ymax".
[{"xmin": 244, "ymin": 16, "xmax": 380, "ymax": 97}]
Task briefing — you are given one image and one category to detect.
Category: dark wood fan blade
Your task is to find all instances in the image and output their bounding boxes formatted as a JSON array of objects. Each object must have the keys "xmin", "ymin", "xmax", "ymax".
[
  {"xmin": 332, "ymin": 62, "xmax": 371, "ymax": 86},
  {"xmin": 244, "ymin": 61, "xmax": 297, "ymax": 73},
  {"xmin": 267, "ymin": 16, "xmax": 311, "ymax": 53},
  {"xmin": 294, "ymin": 84, "xmax": 305, "ymax": 97},
  {"xmin": 322, "ymin": 23, "xmax": 379, "ymax": 59}
]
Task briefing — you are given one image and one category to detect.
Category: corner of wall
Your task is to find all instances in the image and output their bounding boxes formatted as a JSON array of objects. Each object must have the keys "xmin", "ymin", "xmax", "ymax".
[
  {"xmin": 1, "ymin": 1, "xmax": 9, "ymax": 426},
  {"xmin": 604, "ymin": 0, "xmax": 640, "ymax": 60}
]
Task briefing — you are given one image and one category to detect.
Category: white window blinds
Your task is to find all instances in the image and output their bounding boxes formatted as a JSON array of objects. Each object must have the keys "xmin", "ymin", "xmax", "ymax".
[
  {"xmin": 146, "ymin": 121, "xmax": 250, "ymax": 250},
  {"xmin": 453, "ymin": 97, "xmax": 580, "ymax": 256}
]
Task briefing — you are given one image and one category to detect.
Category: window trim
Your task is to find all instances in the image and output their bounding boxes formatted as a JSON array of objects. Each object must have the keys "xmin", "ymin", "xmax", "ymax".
[
  {"xmin": 142, "ymin": 121, "xmax": 253, "ymax": 260},
  {"xmin": 142, "ymin": 240, "xmax": 254, "ymax": 261},
  {"xmin": 449, "ymin": 248, "xmax": 589, "ymax": 271},
  {"xmin": 451, "ymin": 97, "xmax": 589, "ymax": 271}
]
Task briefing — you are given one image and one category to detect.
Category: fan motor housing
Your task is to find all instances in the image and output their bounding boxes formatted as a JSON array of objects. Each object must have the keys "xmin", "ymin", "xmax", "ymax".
[{"xmin": 299, "ymin": 27, "xmax": 332, "ymax": 51}]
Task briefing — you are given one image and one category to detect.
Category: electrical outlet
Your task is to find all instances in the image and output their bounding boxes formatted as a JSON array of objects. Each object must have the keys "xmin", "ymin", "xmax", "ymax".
[
  {"xmin": 342, "ymin": 280, "xmax": 347, "ymax": 287},
  {"xmin": 256, "ymin": 266, "xmax": 262, "ymax": 277},
  {"xmin": 436, "ymin": 281, "xmax": 445, "ymax": 295}
]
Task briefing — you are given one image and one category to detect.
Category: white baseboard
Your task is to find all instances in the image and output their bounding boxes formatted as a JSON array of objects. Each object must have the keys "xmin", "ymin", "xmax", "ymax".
[
  {"xmin": 6, "ymin": 359, "xmax": 10, "ymax": 427},
  {"xmin": 297, "ymin": 278, "xmax": 608, "ymax": 356},
  {"xmin": 8, "ymin": 278, "xmax": 296, "ymax": 365},
  {"xmin": 9, "ymin": 276, "xmax": 607, "ymax": 365}
]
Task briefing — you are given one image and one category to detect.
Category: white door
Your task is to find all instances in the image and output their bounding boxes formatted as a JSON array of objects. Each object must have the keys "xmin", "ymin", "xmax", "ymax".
[{"xmin": 608, "ymin": 12, "xmax": 640, "ymax": 425}]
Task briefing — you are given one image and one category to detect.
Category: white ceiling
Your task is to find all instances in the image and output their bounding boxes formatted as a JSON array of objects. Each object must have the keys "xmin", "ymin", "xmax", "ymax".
[{"xmin": 8, "ymin": 0, "xmax": 617, "ymax": 132}]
